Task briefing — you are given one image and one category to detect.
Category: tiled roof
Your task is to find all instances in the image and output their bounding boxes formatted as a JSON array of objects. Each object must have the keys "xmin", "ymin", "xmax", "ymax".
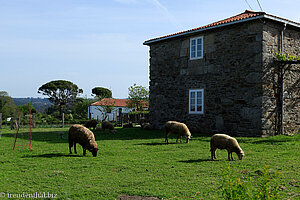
[
  {"xmin": 144, "ymin": 10, "xmax": 300, "ymax": 45},
  {"xmin": 91, "ymin": 98, "xmax": 129, "ymax": 107},
  {"xmin": 91, "ymin": 98, "xmax": 149, "ymax": 108}
]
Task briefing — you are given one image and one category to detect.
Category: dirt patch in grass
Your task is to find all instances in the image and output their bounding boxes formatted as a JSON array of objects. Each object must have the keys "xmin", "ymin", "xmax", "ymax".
[{"xmin": 117, "ymin": 194, "xmax": 161, "ymax": 200}]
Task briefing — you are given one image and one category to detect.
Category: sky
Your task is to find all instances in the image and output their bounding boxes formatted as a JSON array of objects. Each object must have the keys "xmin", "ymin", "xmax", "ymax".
[{"xmin": 0, "ymin": 0, "xmax": 299, "ymax": 99}]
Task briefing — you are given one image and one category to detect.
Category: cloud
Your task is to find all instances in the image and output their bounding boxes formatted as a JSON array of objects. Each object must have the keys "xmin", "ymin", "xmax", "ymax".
[{"xmin": 150, "ymin": 0, "xmax": 185, "ymax": 30}]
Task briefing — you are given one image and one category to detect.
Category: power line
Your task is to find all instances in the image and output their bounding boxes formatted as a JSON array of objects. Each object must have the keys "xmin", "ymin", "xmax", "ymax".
[
  {"xmin": 244, "ymin": 0, "xmax": 253, "ymax": 10},
  {"xmin": 256, "ymin": 0, "xmax": 263, "ymax": 11}
]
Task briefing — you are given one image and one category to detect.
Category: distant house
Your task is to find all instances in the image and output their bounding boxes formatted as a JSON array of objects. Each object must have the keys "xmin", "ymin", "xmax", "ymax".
[
  {"xmin": 143, "ymin": 10, "xmax": 300, "ymax": 136},
  {"xmin": 88, "ymin": 98, "xmax": 134, "ymax": 121}
]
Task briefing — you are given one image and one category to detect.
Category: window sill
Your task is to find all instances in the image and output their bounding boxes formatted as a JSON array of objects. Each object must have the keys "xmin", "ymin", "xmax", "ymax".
[
  {"xmin": 189, "ymin": 112, "xmax": 204, "ymax": 114},
  {"xmin": 190, "ymin": 57, "xmax": 203, "ymax": 60}
]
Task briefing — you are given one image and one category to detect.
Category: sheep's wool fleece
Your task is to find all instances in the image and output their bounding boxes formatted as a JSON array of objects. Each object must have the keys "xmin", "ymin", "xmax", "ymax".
[
  {"xmin": 102, "ymin": 121, "xmax": 114, "ymax": 129},
  {"xmin": 165, "ymin": 121, "xmax": 191, "ymax": 136},
  {"xmin": 211, "ymin": 134, "xmax": 240, "ymax": 149},
  {"xmin": 69, "ymin": 125, "xmax": 97, "ymax": 148}
]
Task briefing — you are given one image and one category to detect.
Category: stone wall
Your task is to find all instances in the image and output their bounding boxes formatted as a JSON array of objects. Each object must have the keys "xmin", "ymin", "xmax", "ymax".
[
  {"xmin": 262, "ymin": 20, "xmax": 300, "ymax": 135},
  {"xmin": 148, "ymin": 19, "xmax": 299, "ymax": 136}
]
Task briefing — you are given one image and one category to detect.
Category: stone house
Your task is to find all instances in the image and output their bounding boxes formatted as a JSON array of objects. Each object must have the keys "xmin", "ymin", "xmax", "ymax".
[{"xmin": 143, "ymin": 10, "xmax": 300, "ymax": 136}]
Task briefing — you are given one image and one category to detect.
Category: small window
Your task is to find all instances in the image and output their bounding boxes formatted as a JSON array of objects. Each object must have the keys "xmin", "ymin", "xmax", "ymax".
[
  {"xmin": 190, "ymin": 36, "xmax": 203, "ymax": 60},
  {"xmin": 189, "ymin": 89, "xmax": 204, "ymax": 114}
]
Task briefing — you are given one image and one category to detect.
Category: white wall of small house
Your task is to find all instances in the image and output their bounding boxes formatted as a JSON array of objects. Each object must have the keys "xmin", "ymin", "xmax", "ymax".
[{"xmin": 88, "ymin": 105, "xmax": 134, "ymax": 121}]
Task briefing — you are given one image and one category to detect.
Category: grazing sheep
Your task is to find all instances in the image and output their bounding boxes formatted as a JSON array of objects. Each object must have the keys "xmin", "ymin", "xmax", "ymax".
[
  {"xmin": 102, "ymin": 121, "xmax": 116, "ymax": 134},
  {"xmin": 142, "ymin": 122, "xmax": 153, "ymax": 130},
  {"xmin": 139, "ymin": 117, "xmax": 147, "ymax": 126},
  {"xmin": 123, "ymin": 122, "xmax": 133, "ymax": 128},
  {"xmin": 165, "ymin": 121, "xmax": 192, "ymax": 144},
  {"xmin": 210, "ymin": 134, "xmax": 244, "ymax": 161},
  {"xmin": 68, "ymin": 125, "xmax": 98, "ymax": 157},
  {"xmin": 84, "ymin": 119, "xmax": 98, "ymax": 130},
  {"xmin": 95, "ymin": 126, "xmax": 103, "ymax": 131}
]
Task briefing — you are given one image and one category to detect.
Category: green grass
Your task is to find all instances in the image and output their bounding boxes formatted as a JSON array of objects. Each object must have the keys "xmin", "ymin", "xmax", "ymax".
[{"xmin": 0, "ymin": 127, "xmax": 299, "ymax": 199}]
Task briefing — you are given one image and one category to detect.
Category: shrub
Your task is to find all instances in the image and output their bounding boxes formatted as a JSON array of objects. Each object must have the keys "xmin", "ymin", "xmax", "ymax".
[
  {"xmin": 275, "ymin": 52, "xmax": 299, "ymax": 61},
  {"xmin": 222, "ymin": 165, "xmax": 281, "ymax": 200}
]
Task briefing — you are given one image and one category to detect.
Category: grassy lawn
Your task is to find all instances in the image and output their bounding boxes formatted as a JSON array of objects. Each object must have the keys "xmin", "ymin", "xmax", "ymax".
[{"xmin": 0, "ymin": 127, "xmax": 299, "ymax": 199}]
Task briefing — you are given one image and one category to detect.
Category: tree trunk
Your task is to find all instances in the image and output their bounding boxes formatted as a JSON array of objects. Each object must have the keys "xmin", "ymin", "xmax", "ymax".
[
  {"xmin": 0, "ymin": 113, "xmax": 2, "ymax": 129},
  {"xmin": 32, "ymin": 113, "xmax": 36, "ymax": 128},
  {"xmin": 62, "ymin": 113, "xmax": 64, "ymax": 128},
  {"xmin": 59, "ymin": 105, "xmax": 62, "ymax": 117}
]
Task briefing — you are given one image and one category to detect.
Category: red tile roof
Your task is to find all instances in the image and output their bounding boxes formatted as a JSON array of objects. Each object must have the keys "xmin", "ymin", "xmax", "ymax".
[
  {"xmin": 91, "ymin": 98, "xmax": 129, "ymax": 107},
  {"xmin": 91, "ymin": 98, "xmax": 149, "ymax": 108},
  {"xmin": 144, "ymin": 10, "xmax": 300, "ymax": 45}
]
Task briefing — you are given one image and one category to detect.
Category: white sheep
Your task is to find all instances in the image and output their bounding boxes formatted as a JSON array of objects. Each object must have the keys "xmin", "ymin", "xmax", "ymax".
[
  {"xmin": 165, "ymin": 121, "xmax": 192, "ymax": 144},
  {"xmin": 210, "ymin": 134, "xmax": 244, "ymax": 161},
  {"xmin": 68, "ymin": 124, "xmax": 98, "ymax": 157}
]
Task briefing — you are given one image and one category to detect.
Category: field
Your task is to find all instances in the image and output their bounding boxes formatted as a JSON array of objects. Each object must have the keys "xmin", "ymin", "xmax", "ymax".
[{"xmin": 0, "ymin": 127, "xmax": 299, "ymax": 199}]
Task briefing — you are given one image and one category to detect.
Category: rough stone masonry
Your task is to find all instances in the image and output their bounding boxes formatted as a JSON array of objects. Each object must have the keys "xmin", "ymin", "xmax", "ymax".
[{"xmin": 146, "ymin": 17, "xmax": 299, "ymax": 136}]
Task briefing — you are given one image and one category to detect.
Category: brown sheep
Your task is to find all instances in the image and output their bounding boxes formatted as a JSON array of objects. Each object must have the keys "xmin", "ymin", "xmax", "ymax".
[
  {"xmin": 165, "ymin": 121, "xmax": 192, "ymax": 144},
  {"xmin": 102, "ymin": 121, "xmax": 116, "ymax": 134},
  {"xmin": 84, "ymin": 119, "xmax": 98, "ymax": 130},
  {"xmin": 210, "ymin": 134, "xmax": 244, "ymax": 161},
  {"xmin": 68, "ymin": 125, "xmax": 98, "ymax": 157}
]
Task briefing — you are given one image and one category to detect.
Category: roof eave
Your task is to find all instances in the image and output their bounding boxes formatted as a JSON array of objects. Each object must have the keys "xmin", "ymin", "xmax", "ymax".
[
  {"xmin": 143, "ymin": 14, "xmax": 300, "ymax": 45},
  {"xmin": 143, "ymin": 15, "xmax": 265, "ymax": 45},
  {"xmin": 264, "ymin": 14, "xmax": 300, "ymax": 28}
]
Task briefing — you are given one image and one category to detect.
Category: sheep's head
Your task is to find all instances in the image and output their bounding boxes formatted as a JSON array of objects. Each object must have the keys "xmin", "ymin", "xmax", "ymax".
[
  {"xmin": 91, "ymin": 148, "xmax": 98, "ymax": 157},
  {"xmin": 186, "ymin": 135, "xmax": 192, "ymax": 143},
  {"xmin": 238, "ymin": 151, "xmax": 244, "ymax": 160}
]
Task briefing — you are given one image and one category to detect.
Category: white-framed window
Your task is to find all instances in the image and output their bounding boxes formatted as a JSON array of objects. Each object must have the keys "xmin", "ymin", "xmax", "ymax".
[
  {"xmin": 190, "ymin": 36, "xmax": 203, "ymax": 60},
  {"xmin": 189, "ymin": 89, "xmax": 204, "ymax": 114}
]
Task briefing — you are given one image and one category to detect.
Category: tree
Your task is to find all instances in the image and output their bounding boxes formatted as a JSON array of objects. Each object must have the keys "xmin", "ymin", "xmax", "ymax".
[
  {"xmin": 71, "ymin": 98, "xmax": 94, "ymax": 120},
  {"xmin": 91, "ymin": 87, "xmax": 112, "ymax": 100},
  {"xmin": 0, "ymin": 91, "xmax": 10, "ymax": 112},
  {"xmin": 0, "ymin": 91, "xmax": 22, "ymax": 119},
  {"xmin": 127, "ymin": 84, "xmax": 149, "ymax": 111},
  {"xmin": 37, "ymin": 80, "xmax": 83, "ymax": 116},
  {"xmin": 18, "ymin": 103, "xmax": 36, "ymax": 115}
]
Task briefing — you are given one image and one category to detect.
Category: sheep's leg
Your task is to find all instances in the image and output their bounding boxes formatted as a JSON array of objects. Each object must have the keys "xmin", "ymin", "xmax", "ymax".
[
  {"xmin": 228, "ymin": 152, "xmax": 233, "ymax": 161},
  {"xmin": 83, "ymin": 148, "xmax": 86, "ymax": 156},
  {"xmin": 176, "ymin": 135, "xmax": 179, "ymax": 143},
  {"xmin": 74, "ymin": 143, "xmax": 77, "ymax": 154},
  {"xmin": 69, "ymin": 141, "xmax": 73, "ymax": 154},
  {"xmin": 180, "ymin": 136, "xmax": 182, "ymax": 143},
  {"xmin": 211, "ymin": 148, "xmax": 216, "ymax": 160},
  {"xmin": 165, "ymin": 132, "xmax": 170, "ymax": 144}
]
